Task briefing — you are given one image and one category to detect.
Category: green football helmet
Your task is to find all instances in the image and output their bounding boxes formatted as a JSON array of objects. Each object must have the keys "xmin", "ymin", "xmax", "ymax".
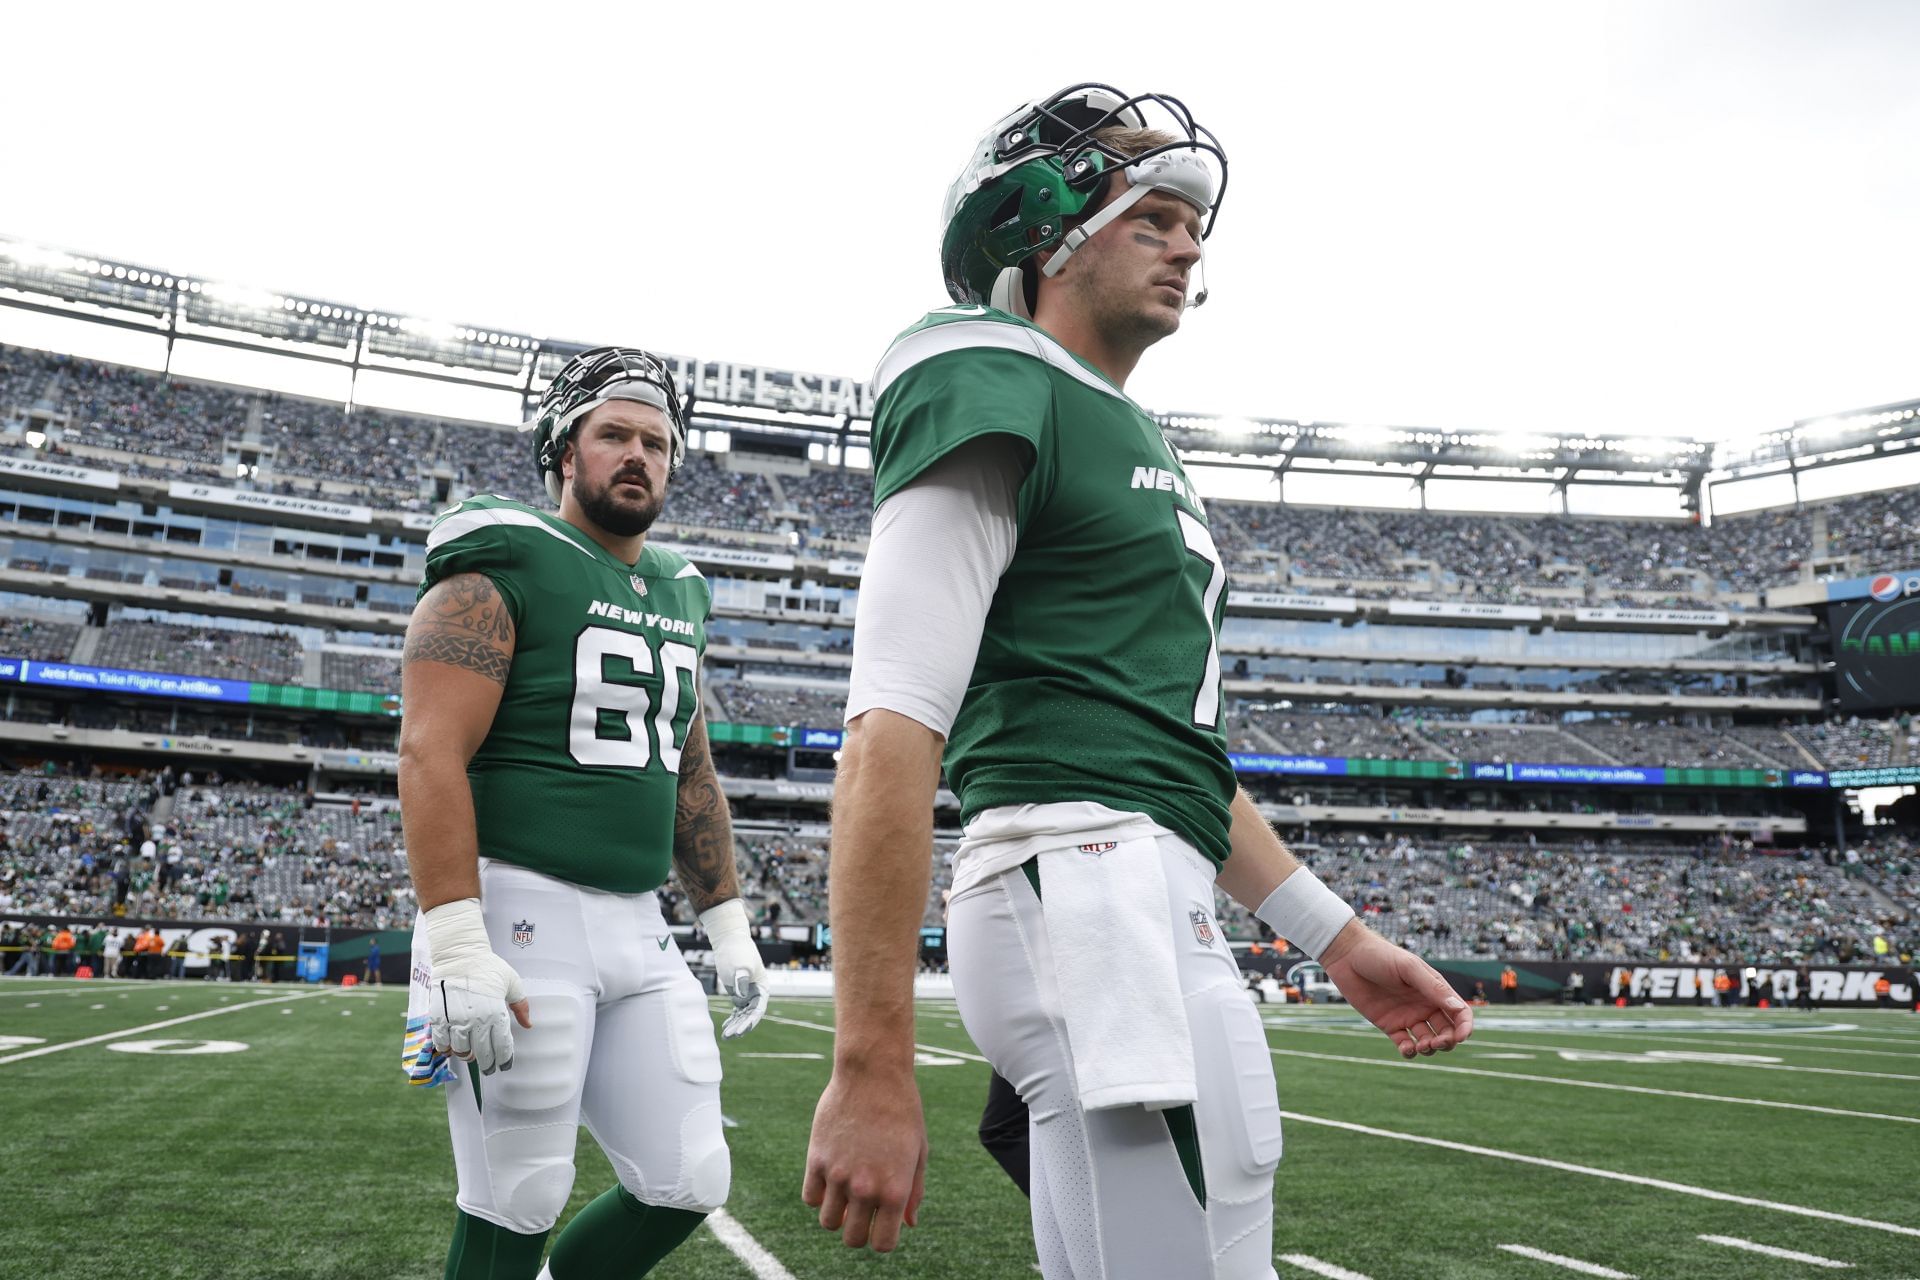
[
  {"xmin": 524, "ymin": 346, "xmax": 686, "ymax": 505},
  {"xmin": 940, "ymin": 83, "xmax": 1228, "ymax": 315}
]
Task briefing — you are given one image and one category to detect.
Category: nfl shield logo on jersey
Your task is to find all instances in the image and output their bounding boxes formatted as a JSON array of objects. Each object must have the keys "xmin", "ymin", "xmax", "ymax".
[
  {"xmin": 511, "ymin": 919, "xmax": 535, "ymax": 949},
  {"xmin": 1077, "ymin": 841, "xmax": 1118, "ymax": 856},
  {"xmin": 1189, "ymin": 909, "xmax": 1215, "ymax": 945},
  {"xmin": 629, "ymin": 574, "xmax": 648, "ymax": 597}
]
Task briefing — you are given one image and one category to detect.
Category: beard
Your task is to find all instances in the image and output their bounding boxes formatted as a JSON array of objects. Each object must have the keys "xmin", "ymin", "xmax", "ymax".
[{"xmin": 572, "ymin": 469, "xmax": 666, "ymax": 537}]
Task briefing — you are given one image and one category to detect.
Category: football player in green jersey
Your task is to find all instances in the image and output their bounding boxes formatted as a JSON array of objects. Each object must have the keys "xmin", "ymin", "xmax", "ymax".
[
  {"xmin": 803, "ymin": 86, "xmax": 1474, "ymax": 1276},
  {"xmin": 399, "ymin": 347, "xmax": 769, "ymax": 1280}
]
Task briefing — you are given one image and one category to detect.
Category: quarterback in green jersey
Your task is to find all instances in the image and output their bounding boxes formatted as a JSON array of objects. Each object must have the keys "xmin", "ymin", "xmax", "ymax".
[
  {"xmin": 804, "ymin": 86, "xmax": 1474, "ymax": 1276},
  {"xmin": 399, "ymin": 347, "xmax": 768, "ymax": 1280}
]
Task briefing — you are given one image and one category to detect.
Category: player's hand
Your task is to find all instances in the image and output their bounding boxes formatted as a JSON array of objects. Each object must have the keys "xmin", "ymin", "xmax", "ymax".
[
  {"xmin": 423, "ymin": 898, "xmax": 531, "ymax": 1075},
  {"xmin": 803, "ymin": 1064, "xmax": 928, "ymax": 1252},
  {"xmin": 1322, "ymin": 923, "xmax": 1473, "ymax": 1059},
  {"xmin": 698, "ymin": 899, "xmax": 769, "ymax": 1038}
]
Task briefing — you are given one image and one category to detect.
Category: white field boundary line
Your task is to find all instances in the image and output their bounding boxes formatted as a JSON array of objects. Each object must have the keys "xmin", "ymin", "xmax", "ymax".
[
  {"xmin": 1279, "ymin": 1254, "xmax": 1373, "ymax": 1279},
  {"xmin": 1267, "ymin": 1046, "xmax": 1920, "ymax": 1125},
  {"xmin": 706, "ymin": 1208, "xmax": 798, "ymax": 1280},
  {"xmin": 0, "ymin": 990, "xmax": 327, "ymax": 1064},
  {"xmin": 1697, "ymin": 1234, "xmax": 1853, "ymax": 1268},
  {"xmin": 763, "ymin": 1013, "xmax": 993, "ymax": 1065},
  {"xmin": 1278, "ymin": 1024, "xmax": 1919, "ymax": 1081},
  {"xmin": 0, "ymin": 981, "xmax": 167, "ymax": 997},
  {"xmin": 1710, "ymin": 1029, "xmax": 1920, "ymax": 1048},
  {"xmin": 1494, "ymin": 1030, "xmax": 1918, "ymax": 1061},
  {"xmin": 1284, "ymin": 1113, "xmax": 1920, "ymax": 1239},
  {"xmin": 1495, "ymin": 1244, "xmax": 1636, "ymax": 1278}
]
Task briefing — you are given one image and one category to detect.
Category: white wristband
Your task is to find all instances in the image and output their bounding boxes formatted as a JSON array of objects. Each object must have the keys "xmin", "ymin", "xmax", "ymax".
[
  {"xmin": 1254, "ymin": 869, "xmax": 1356, "ymax": 961},
  {"xmin": 698, "ymin": 897, "xmax": 751, "ymax": 946},
  {"xmin": 423, "ymin": 897, "xmax": 490, "ymax": 965}
]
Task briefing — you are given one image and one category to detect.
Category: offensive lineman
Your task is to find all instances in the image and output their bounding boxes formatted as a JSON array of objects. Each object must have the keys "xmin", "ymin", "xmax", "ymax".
[
  {"xmin": 400, "ymin": 347, "xmax": 770, "ymax": 1279},
  {"xmin": 803, "ymin": 86, "xmax": 1474, "ymax": 1276}
]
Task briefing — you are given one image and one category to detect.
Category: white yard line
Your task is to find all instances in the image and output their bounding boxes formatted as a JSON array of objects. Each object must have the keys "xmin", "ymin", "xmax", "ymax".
[
  {"xmin": 706, "ymin": 1208, "xmax": 797, "ymax": 1280},
  {"xmin": 1521, "ymin": 1031, "xmax": 1916, "ymax": 1061},
  {"xmin": 1697, "ymin": 1234, "xmax": 1853, "ymax": 1268},
  {"xmin": 1268, "ymin": 1046, "xmax": 1920, "ymax": 1124},
  {"xmin": 1280, "ymin": 1254, "xmax": 1373, "ymax": 1279},
  {"xmin": 1495, "ymin": 1244, "xmax": 1636, "ymax": 1278},
  {"xmin": 1279, "ymin": 1025, "xmax": 1919, "ymax": 1080},
  {"xmin": 1283, "ymin": 1113, "xmax": 1920, "ymax": 1239},
  {"xmin": 0, "ymin": 990, "xmax": 327, "ymax": 1064},
  {"xmin": 762, "ymin": 1013, "xmax": 993, "ymax": 1065}
]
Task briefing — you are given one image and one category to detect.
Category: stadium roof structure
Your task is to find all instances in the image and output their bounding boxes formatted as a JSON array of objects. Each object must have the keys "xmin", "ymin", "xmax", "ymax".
[{"xmin": 4, "ymin": 234, "xmax": 1917, "ymax": 514}]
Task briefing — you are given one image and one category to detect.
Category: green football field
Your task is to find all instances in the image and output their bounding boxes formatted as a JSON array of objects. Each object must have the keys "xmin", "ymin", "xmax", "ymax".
[{"xmin": 2, "ymin": 976, "xmax": 1916, "ymax": 1280}]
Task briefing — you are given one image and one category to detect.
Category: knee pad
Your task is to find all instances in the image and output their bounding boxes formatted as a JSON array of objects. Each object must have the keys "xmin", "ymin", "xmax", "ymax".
[
  {"xmin": 478, "ymin": 1126, "xmax": 577, "ymax": 1234},
  {"xmin": 684, "ymin": 1118, "xmax": 732, "ymax": 1212}
]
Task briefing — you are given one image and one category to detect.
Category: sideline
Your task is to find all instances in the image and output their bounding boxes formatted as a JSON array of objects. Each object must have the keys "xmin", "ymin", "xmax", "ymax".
[{"xmin": 0, "ymin": 990, "xmax": 328, "ymax": 1065}]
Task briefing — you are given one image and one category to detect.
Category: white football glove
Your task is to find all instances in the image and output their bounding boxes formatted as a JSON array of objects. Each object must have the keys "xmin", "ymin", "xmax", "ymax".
[
  {"xmin": 699, "ymin": 898, "xmax": 769, "ymax": 1039},
  {"xmin": 424, "ymin": 898, "xmax": 526, "ymax": 1075}
]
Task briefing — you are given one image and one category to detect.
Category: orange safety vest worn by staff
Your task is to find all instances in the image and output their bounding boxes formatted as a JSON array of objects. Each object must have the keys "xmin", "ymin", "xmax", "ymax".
[
  {"xmin": 1876, "ymin": 977, "xmax": 1892, "ymax": 996},
  {"xmin": 52, "ymin": 929, "xmax": 75, "ymax": 953},
  {"xmin": 1713, "ymin": 974, "xmax": 1733, "ymax": 992},
  {"xmin": 1499, "ymin": 969, "xmax": 1518, "ymax": 989}
]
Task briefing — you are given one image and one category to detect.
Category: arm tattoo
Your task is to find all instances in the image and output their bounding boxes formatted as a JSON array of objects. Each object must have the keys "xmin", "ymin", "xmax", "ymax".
[
  {"xmin": 403, "ymin": 573, "xmax": 516, "ymax": 687},
  {"xmin": 673, "ymin": 714, "xmax": 739, "ymax": 914}
]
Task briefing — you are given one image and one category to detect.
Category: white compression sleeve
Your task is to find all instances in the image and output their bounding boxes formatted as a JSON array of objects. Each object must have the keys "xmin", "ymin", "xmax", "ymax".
[{"xmin": 843, "ymin": 435, "xmax": 1025, "ymax": 738}]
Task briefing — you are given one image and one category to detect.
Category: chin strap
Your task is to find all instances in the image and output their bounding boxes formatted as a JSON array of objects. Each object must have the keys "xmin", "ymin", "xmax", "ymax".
[{"xmin": 1034, "ymin": 172, "xmax": 1210, "ymax": 311}]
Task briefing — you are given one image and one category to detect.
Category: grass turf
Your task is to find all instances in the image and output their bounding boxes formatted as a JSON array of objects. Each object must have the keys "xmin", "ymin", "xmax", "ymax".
[{"xmin": 1, "ymin": 979, "xmax": 1915, "ymax": 1279}]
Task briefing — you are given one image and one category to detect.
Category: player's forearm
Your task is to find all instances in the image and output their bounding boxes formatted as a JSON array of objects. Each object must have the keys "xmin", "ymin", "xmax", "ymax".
[
  {"xmin": 1215, "ymin": 786, "xmax": 1305, "ymax": 911},
  {"xmin": 1219, "ymin": 786, "xmax": 1363, "ymax": 961},
  {"xmin": 673, "ymin": 715, "xmax": 740, "ymax": 913},
  {"xmin": 397, "ymin": 748, "xmax": 483, "ymax": 910},
  {"xmin": 826, "ymin": 709, "xmax": 942, "ymax": 1075}
]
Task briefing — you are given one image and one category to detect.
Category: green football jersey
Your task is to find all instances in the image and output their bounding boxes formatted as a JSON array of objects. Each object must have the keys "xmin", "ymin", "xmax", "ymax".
[
  {"xmin": 417, "ymin": 495, "xmax": 710, "ymax": 894},
  {"xmin": 869, "ymin": 305, "xmax": 1236, "ymax": 865}
]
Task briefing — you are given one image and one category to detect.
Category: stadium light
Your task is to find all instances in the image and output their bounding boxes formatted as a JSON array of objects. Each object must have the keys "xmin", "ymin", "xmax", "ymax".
[
  {"xmin": 203, "ymin": 280, "xmax": 282, "ymax": 313},
  {"xmin": 1213, "ymin": 417, "xmax": 1257, "ymax": 440},
  {"xmin": 403, "ymin": 317, "xmax": 462, "ymax": 345}
]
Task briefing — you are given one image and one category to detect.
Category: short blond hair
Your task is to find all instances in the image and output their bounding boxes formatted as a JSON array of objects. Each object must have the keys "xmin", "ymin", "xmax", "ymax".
[{"xmin": 1090, "ymin": 124, "xmax": 1179, "ymax": 159}]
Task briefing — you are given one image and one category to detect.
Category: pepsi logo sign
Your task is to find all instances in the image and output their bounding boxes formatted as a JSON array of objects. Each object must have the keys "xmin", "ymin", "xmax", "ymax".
[{"xmin": 1869, "ymin": 574, "xmax": 1905, "ymax": 602}]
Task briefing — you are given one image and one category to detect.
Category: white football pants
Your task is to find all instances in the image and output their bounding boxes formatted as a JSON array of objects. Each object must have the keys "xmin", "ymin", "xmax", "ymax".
[
  {"xmin": 949, "ymin": 834, "xmax": 1282, "ymax": 1280},
  {"xmin": 428, "ymin": 860, "xmax": 730, "ymax": 1235}
]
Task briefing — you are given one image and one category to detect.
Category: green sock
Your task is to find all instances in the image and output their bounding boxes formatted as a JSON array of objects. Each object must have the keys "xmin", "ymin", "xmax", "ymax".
[
  {"xmin": 547, "ymin": 1187, "xmax": 707, "ymax": 1279},
  {"xmin": 444, "ymin": 1209, "xmax": 550, "ymax": 1280}
]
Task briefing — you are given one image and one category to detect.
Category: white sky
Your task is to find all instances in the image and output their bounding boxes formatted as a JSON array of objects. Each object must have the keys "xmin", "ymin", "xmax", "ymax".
[{"xmin": 2, "ymin": 1, "xmax": 1916, "ymax": 458}]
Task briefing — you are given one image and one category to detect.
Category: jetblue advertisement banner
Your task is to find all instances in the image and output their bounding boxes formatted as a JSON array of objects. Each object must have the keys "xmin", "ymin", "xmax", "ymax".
[
  {"xmin": 1481, "ymin": 762, "xmax": 1664, "ymax": 786},
  {"xmin": 2, "ymin": 658, "xmax": 252, "ymax": 703},
  {"xmin": 1228, "ymin": 753, "xmax": 1349, "ymax": 776}
]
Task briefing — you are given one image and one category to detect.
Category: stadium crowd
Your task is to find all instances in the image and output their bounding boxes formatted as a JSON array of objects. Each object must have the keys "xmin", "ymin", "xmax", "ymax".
[
  {"xmin": 10, "ymin": 340, "xmax": 1920, "ymax": 604},
  {"xmin": 2, "ymin": 768, "xmax": 1910, "ymax": 971}
]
